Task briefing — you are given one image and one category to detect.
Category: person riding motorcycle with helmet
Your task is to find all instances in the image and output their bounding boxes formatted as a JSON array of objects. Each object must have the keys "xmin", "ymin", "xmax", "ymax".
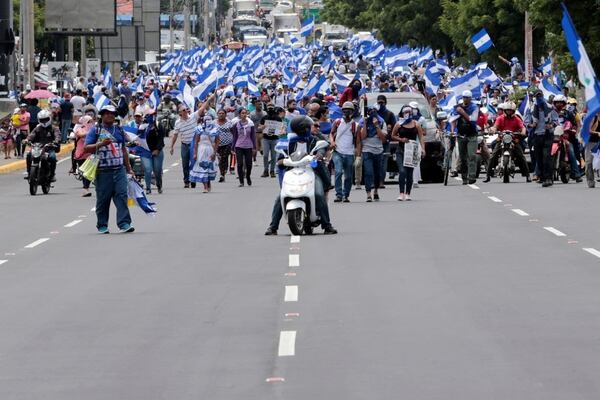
[
  {"xmin": 265, "ymin": 115, "xmax": 337, "ymax": 236},
  {"xmin": 24, "ymin": 110, "xmax": 61, "ymax": 181},
  {"xmin": 483, "ymin": 101, "xmax": 531, "ymax": 182},
  {"xmin": 553, "ymin": 94, "xmax": 584, "ymax": 182}
]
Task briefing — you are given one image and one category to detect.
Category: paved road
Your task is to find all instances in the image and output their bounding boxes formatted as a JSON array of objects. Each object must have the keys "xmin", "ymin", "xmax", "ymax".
[{"xmin": 0, "ymin": 149, "xmax": 599, "ymax": 399}]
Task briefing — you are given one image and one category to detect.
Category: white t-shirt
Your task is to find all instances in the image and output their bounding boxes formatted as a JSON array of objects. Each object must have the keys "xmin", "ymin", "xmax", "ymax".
[{"xmin": 334, "ymin": 119, "xmax": 355, "ymax": 155}]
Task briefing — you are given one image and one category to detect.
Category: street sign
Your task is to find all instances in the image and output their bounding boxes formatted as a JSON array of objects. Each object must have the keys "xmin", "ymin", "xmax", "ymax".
[{"xmin": 86, "ymin": 58, "xmax": 101, "ymax": 79}]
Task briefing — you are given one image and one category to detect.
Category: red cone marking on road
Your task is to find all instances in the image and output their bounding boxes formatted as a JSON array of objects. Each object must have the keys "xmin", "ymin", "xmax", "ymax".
[
  {"xmin": 568, "ymin": 240, "xmax": 579, "ymax": 244},
  {"xmin": 265, "ymin": 377, "xmax": 285, "ymax": 383},
  {"xmin": 285, "ymin": 272, "xmax": 297, "ymax": 277},
  {"xmin": 285, "ymin": 312, "xmax": 300, "ymax": 317}
]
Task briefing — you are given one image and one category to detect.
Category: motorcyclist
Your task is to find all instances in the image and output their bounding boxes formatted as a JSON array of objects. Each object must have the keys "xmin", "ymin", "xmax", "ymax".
[
  {"xmin": 483, "ymin": 101, "xmax": 531, "ymax": 182},
  {"xmin": 24, "ymin": 110, "xmax": 61, "ymax": 181},
  {"xmin": 553, "ymin": 94, "xmax": 583, "ymax": 182},
  {"xmin": 157, "ymin": 94, "xmax": 177, "ymax": 127},
  {"xmin": 265, "ymin": 116, "xmax": 338, "ymax": 236}
]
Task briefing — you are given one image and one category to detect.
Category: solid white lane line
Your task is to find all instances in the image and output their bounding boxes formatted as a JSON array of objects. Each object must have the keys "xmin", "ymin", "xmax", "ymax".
[
  {"xmin": 171, "ymin": 162, "xmax": 179, "ymax": 167},
  {"xmin": 290, "ymin": 235, "xmax": 300, "ymax": 244},
  {"xmin": 0, "ymin": 260, "xmax": 7, "ymax": 266},
  {"xmin": 284, "ymin": 285, "xmax": 298, "ymax": 302},
  {"xmin": 583, "ymin": 248, "xmax": 600, "ymax": 259},
  {"xmin": 511, "ymin": 209, "xmax": 529, "ymax": 216},
  {"xmin": 163, "ymin": 169, "xmax": 169, "ymax": 173},
  {"xmin": 278, "ymin": 331, "xmax": 296, "ymax": 356},
  {"xmin": 488, "ymin": 196, "xmax": 502, "ymax": 203},
  {"xmin": 24, "ymin": 238, "xmax": 50, "ymax": 249},
  {"xmin": 543, "ymin": 227, "xmax": 566, "ymax": 237},
  {"xmin": 289, "ymin": 254, "xmax": 299, "ymax": 267},
  {"xmin": 468, "ymin": 184, "xmax": 480, "ymax": 190},
  {"xmin": 64, "ymin": 219, "xmax": 82, "ymax": 228}
]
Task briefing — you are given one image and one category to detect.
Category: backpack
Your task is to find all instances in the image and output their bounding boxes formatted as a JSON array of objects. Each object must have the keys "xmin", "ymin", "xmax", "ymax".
[{"xmin": 332, "ymin": 118, "xmax": 358, "ymax": 147}]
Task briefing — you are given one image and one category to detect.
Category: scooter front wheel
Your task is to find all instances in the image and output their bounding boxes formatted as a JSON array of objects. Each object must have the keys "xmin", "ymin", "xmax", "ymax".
[
  {"xmin": 502, "ymin": 156, "xmax": 510, "ymax": 183},
  {"xmin": 29, "ymin": 166, "xmax": 38, "ymax": 196},
  {"xmin": 287, "ymin": 209, "xmax": 304, "ymax": 236}
]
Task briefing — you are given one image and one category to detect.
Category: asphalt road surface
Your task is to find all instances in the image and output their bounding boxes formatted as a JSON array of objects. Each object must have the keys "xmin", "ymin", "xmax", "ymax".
[{"xmin": 1, "ymin": 149, "xmax": 599, "ymax": 400}]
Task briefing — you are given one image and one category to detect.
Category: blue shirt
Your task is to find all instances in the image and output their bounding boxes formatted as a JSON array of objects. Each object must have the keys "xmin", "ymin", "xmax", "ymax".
[{"xmin": 84, "ymin": 124, "xmax": 126, "ymax": 168}]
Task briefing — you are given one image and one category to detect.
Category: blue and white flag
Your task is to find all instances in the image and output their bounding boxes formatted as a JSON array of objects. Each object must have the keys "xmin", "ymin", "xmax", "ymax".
[
  {"xmin": 449, "ymin": 69, "xmax": 481, "ymax": 98},
  {"xmin": 517, "ymin": 92, "xmax": 530, "ymax": 118},
  {"xmin": 192, "ymin": 67, "xmax": 220, "ymax": 101},
  {"xmin": 289, "ymin": 33, "xmax": 299, "ymax": 45},
  {"xmin": 366, "ymin": 41, "xmax": 385, "ymax": 61},
  {"xmin": 424, "ymin": 64, "xmax": 442, "ymax": 95},
  {"xmin": 102, "ymin": 66, "xmax": 113, "ymax": 89},
  {"xmin": 471, "ymin": 28, "xmax": 494, "ymax": 54},
  {"xmin": 539, "ymin": 78, "xmax": 561, "ymax": 99},
  {"xmin": 300, "ymin": 18, "xmax": 314, "ymax": 37},
  {"xmin": 540, "ymin": 58, "xmax": 552, "ymax": 76},
  {"xmin": 416, "ymin": 47, "xmax": 434, "ymax": 66},
  {"xmin": 478, "ymin": 68, "xmax": 502, "ymax": 86},
  {"xmin": 561, "ymin": 3, "xmax": 600, "ymax": 144},
  {"xmin": 148, "ymin": 89, "xmax": 160, "ymax": 109},
  {"xmin": 127, "ymin": 176, "xmax": 157, "ymax": 215},
  {"xmin": 122, "ymin": 124, "xmax": 152, "ymax": 159},
  {"xmin": 93, "ymin": 92, "xmax": 111, "ymax": 110}
]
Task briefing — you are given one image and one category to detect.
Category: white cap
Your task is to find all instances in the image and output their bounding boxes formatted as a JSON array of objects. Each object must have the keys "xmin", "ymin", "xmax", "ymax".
[{"xmin": 462, "ymin": 90, "xmax": 472, "ymax": 98}]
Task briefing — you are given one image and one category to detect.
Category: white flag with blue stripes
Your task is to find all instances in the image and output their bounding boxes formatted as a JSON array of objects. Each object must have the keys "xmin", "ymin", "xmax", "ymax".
[
  {"xmin": 471, "ymin": 28, "xmax": 494, "ymax": 54},
  {"xmin": 300, "ymin": 18, "xmax": 314, "ymax": 37}
]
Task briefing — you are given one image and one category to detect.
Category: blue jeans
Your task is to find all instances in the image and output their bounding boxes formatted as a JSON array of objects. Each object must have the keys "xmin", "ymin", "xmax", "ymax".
[
  {"xmin": 396, "ymin": 148, "xmax": 414, "ymax": 194},
  {"xmin": 95, "ymin": 167, "xmax": 132, "ymax": 230},
  {"xmin": 362, "ymin": 152, "xmax": 382, "ymax": 192},
  {"xmin": 332, "ymin": 151, "xmax": 354, "ymax": 198},
  {"xmin": 380, "ymin": 142, "xmax": 389, "ymax": 182},
  {"xmin": 262, "ymin": 137, "xmax": 278, "ymax": 173},
  {"xmin": 567, "ymin": 142, "xmax": 582, "ymax": 177},
  {"xmin": 141, "ymin": 151, "xmax": 164, "ymax": 190},
  {"xmin": 60, "ymin": 119, "xmax": 71, "ymax": 143},
  {"xmin": 181, "ymin": 143, "xmax": 191, "ymax": 184}
]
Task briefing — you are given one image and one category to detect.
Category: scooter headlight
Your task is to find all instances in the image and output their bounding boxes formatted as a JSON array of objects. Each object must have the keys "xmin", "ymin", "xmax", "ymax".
[{"xmin": 502, "ymin": 134, "xmax": 513, "ymax": 144}]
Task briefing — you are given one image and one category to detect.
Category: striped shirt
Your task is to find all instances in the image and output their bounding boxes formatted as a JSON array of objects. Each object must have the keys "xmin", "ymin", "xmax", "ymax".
[{"xmin": 174, "ymin": 111, "xmax": 200, "ymax": 144}]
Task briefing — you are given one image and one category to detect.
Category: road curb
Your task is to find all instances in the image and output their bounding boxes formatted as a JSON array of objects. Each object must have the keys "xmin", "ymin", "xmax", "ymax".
[{"xmin": 0, "ymin": 143, "xmax": 74, "ymax": 174}]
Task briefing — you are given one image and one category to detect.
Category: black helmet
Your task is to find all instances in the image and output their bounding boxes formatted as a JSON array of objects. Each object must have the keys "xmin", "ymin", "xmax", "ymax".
[
  {"xmin": 163, "ymin": 93, "xmax": 172, "ymax": 101},
  {"xmin": 289, "ymin": 115, "xmax": 313, "ymax": 136}
]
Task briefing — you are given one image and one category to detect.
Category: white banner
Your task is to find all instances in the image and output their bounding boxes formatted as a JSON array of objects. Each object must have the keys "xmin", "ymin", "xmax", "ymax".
[
  {"xmin": 48, "ymin": 62, "xmax": 77, "ymax": 81},
  {"xmin": 86, "ymin": 58, "xmax": 101, "ymax": 79},
  {"xmin": 264, "ymin": 119, "xmax": 285, "ymax": 136},
  {"xmin": 403, "ymin": 140, "xmax": 420, "ymax": 168}
]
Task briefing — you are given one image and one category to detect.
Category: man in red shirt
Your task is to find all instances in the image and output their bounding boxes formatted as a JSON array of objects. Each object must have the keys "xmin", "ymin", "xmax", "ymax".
[{"xmin": 483, "ymin": 101, "xmax": 531, "ymax": 182}]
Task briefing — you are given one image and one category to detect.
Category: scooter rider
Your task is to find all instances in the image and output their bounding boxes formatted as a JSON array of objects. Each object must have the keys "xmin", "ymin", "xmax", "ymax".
[
  {"xmin": 483, "ymin": 101, "xmax": 531, "ymax": 182},
  {"xmin": 265, "ymin": 116, "xmax": 338, "ymax": 236},
  {"xmin": 24, "ymin": 110, "xmax": 61, "ymax": 181},
  {"xmin": 157, "ymin": 94, "xmax": 177, "ymax": 132}
]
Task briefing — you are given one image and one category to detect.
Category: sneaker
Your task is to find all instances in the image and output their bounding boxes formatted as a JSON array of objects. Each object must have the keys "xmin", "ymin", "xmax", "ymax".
[
  {"xmin": 323, "ymin": 226, "xmax": 338, "ymax": 235},
  {"xmin": 184, "ymin": 183, "xmax": 190, "ymax": 188},
  {"xmin": 343, "ymin": 197, "xmax": 350, "ymax": 203},
  {"xmin": 247, "ymin": 177, "xmax": 252, "ymax": 186},
  {"xmin": 334, "ymin": 196, "xmax": 342, "ymax": 202},
  {"xmin": 270, "ymin": 171, "xmax": 276, "ymax": 178},
  {"xmin": 261, "ymin": 172, "xmax": 269, "ymax": 177},
  {"xmin": 146, "ymin": 188, "xmax": 151, "ymax": 195},
  {"xmin": 82, "ymin": 190, "xmax": 92, "ymax": 197},
  {"xmin": 238, "ymin": 183, "xmax": 244, "ymax": 187},
  {"xmin": 97, "ymin": 226, "xmax": 109, "ymax": 234},
  {"xmin": 265, "ymin": 227, "xmax": 278, "ymax": 236},
  {"xmin": 158, "ymin": 187, "xmax": 163, "ymax": 194},
  {"xmin": 190, "ymin": 182, "xmax": 196, "ymax": 188},
  {"xmin": 483, "ymin": 176, "xmax": 491, "ymax": 183},
  {"xmin": 413, "ymin": 183, "xmax": 419, "ymax": 188},
  {"xmin": 468, "ymin": 179, "xmax": 476, "ymax": 184},
  {"xmin": 119, "ymin": 224, "xmax": 135, "ymax": 233},
  {"xmin": 575, "ymin": 177, "xmax": 583, "ymax": 183},
  {"xmin": 219, "ymin": 176, "xmax": 225, "ymax": 182},
  {"xmin": 374, "ymin": 193, "xmax": 380, "ymax": 201},
  {"xmin": 450, "ymin": 171, "xmax": 458, "ymax": 177},
  {"xmin": 397, "ymin": 193, "xmax": 405, "ymax": 201},
  {"xmin": 405, "ymin": 194, "xmax": 412, "ymax": 201},
  {"xmin": 366, "ymin": 195, "xmax": 373, "ymax": 202},
  {"xmin": 526, "ymin": 176, "xmax": 532, "ymax": 183},
  {"xmin": 542, "ymin": 180, "xmax": 553, "ymax": 187}
]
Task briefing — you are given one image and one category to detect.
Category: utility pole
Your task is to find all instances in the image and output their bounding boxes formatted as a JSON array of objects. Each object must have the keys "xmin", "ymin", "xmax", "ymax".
[
  {"xmin": 169, "ymin": 0, "xmax": 174, "ymax": 52},
  {"xmin": 22, "ymin": 0, "xmax": 30, "ymax": 89},
  {"xmin": 67, "ymin": 36, "xmax": 74, "ymax": 62},
  {"xmin": 524, "ymin": 11, "xmax": 533, "ymax": 81},
  {"xmin": 203, "ymin": 0, "xmax": 209, "ymax": 45},
  {"xmin": 80, "ymin": 36, "xmax": 86, "ymax": 77},
  {"xmin": 184, "ymin": 0, "xmax": 191, "ymax": 50}
]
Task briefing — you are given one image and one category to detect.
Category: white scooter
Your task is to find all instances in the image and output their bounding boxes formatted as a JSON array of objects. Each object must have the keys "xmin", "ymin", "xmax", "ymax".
[{"xmin": 280, "ymin": 139, "xmax": 329, "ymax": 235}]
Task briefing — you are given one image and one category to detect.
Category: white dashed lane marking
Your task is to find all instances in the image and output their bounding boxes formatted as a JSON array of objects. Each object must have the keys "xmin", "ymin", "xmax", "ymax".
[
  {"xmin": 24, "ymin": 238, "xmax": 50, "ymax": 249},
  {"xmin": 290, "ymin": 235, "xmax": 300, "ymax": 244},
  {"xmin": 0, "ymin": 260, "xmax": 7, "ymax": 266},
  {"xmin": 278, "ymin": 331, "xmax": 297, "ymax": 356},
  {"xmin": 543, "ymin": 227, "xmax": 566, "ymax": 237},
  {"xmin": 171, "ymin": 162, "xmax": 179, "ymax": 167},
  {"xmin": 284, "ymin": 285, "xmax": 298, "ymax": 302},
  {"xmin": 488, "ymin": 196, "xmax": 502, "ymax": 203},
  {"xmin": 468, "ymin": 184, "xmax": 480, "ymax": 190},
  {"xmin": 163, "ymin": 169, "xmax": 169, "ymax": 173},
  {"xmin": 64, "ymin": 220, "xmax": 82, "ymax": 228},
  {"xmin": 289, "ymin": 254, "xmax": 299, "ymax": 267},
  {"xmin": 511, "ymin": 209, "xmax": 529, "ymax": 216},
  {"xmin": 583, "ymin": 248, "xmax": 600, "ymax": 259}
]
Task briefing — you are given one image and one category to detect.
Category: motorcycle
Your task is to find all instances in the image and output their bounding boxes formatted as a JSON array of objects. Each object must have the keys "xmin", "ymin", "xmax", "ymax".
[
  {"xmin": 551, "ymin": 125, "xmax": 571, "ymax": 184},
  {"xmin": 280, "ymin": 140, "xmax": 329, "ymax": 236},
  {"xmin": 475, "ymin": 133, "xmax": 488, "ymax": 178},
  {"xmin": 28, "ymin": 143, "xmax": 57, "ymax": 195},
  {"xmin": 158, "ymin": 113, "xmax": 176, "ymax": 137},
  {"xmin": 495, "ymin": 131, "xmax": 516, "ymax": 183}
]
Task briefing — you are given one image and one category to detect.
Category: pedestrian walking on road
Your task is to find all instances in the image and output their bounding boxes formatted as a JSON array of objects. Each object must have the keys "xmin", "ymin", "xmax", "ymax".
[
  {"xmin": 73, "ymin": 115, "xmax": 94, "ymax": 197},
  {"xmin": 0, "ymin": 119, "xmax": 14, "ymax": 159},
  {"xmin": 170, "ymin": 104, "xmax": 201, "ymax": 188},
  {"xmin": 15, "ymin": 104, "xmax": 30, "ymax": 158},
  {"xmin": 585, "ymin": 114, "xmax": 599, "ymax": 188},
  {"xmin": 330, "ymin": 102, "xmax": 358, "ymax": 202},
  {"xmin": 360, "ymin": 106, "xmax": 386, "ymax": 202},
  {"xmin": 215, "ymin": 109, "xmax": 233, "ymax": 182},
  {"xmin": 391, "ymin": 105, "xmax": 426, "ymax": 201},
  {"xmin": 231, "ymin": 108, "xmax": 257, "ymax": 187},
  {"xmin": 84, "ymin": 105, "xmax": 135, "ymax": 234},
  {"xmin": 190, "ymin": 116, "xmax": 219, "ymax": 193}
]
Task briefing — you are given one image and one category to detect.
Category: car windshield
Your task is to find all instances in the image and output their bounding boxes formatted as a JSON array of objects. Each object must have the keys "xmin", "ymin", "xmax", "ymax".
[
  {"xmin": 233, "ymin": 20, "xmax": 258, "ymax": 27},
  {"xmin": 325, "ymin": 33, "xmax": 346, "ymax": 40},
  {"xmin": 385, "ymin": 98, "xmax": 432, "ymax": 119}
]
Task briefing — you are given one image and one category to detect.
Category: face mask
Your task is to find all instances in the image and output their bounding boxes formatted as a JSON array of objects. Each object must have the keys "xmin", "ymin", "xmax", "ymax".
[
  {"xmin": 378, "ymin": 103, "xmax": 386, "ymax": 112},
  {"xmin": 343, "ymin": 111, "xmax": 353, "ymax": 119},
  {"xmin": 403, "ymin": 112, "xmax": 411, "ymax": 119},
  {"xmin": 288, "ymin": 107, "xmax": 295, "ymax": 113},
  {"xmin": 412, "ymin": 109, "xmax": 418, "ymax": 117},
  {"xmin": 41, "ymin": 120, "xmax": 51, "ymax": 128},
  {"xmin": 536, "ymin": 96, "xmax": 545, "ymax": 106}
]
